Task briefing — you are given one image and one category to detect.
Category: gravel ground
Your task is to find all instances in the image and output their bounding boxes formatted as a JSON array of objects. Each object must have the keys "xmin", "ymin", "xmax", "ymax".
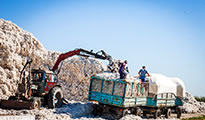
[{"xmin": 0, "ymin": 99, "xmax": 204, "ymax": 120}]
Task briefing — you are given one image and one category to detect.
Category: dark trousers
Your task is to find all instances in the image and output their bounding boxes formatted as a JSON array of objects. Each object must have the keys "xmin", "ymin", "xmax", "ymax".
[
  {"xmin": 119, "ymin": 72, "xmax": 126, "ymax": 79},
  {"xmin": 140, "ymin": 78, "xmax": 146, "ymax": 82}
]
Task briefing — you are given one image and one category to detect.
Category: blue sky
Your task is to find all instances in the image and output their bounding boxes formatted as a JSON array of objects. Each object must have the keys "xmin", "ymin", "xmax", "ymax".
[{"xmin": 0, "ymin": 0, "xmax": 204, "ymax": 96}]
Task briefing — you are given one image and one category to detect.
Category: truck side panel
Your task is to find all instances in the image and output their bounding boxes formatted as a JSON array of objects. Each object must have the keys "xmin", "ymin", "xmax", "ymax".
[
  {"xmin": 88, "ymin": 76, "xmax": 183, "ymax": 108},
  {"xmin": 88, "ymin": 76, "xmax": 125, "ymax": 107}
]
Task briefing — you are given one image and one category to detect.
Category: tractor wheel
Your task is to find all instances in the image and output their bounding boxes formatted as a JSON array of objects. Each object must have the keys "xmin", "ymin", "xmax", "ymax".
[
  {"xmin": 32, "ymin": 97, "xmax": 41, "ymax": 109},
  {"xmin": 165, "ymin": 108, "xmax": 171, "ymax": 118},
  {"xmin": 176, "ymin": 107, "xmax": 182, "ymax": 118},
  {"xmin": 8, "ymin": 96, "xmax": 17, "ymax": 100},
  {"xmin": 48, "ymin": 87, "xmax": 63, "ymax": 108}
]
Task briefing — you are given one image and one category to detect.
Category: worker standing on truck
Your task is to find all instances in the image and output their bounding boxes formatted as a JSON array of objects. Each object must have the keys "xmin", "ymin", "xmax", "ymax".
[
  {"xmin": 138, "ymin": 66, "xmax": 150, "ymax": 82},
  {"xmin": 138, "ymin": 66, "xmax": 150, "ymax": 95},
  {"xmin": 119, "ymin": 60, "xmax": 128, "ymax": 79}
]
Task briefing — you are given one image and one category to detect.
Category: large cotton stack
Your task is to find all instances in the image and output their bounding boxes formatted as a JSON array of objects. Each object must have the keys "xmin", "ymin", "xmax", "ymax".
[
  {"xmin": 0, "ymin": 19, "xmax": 48, "ymax": 99},
  {"xmin": 0, "ymin": 19, "xmax": 108, "ymax": 101},
  {"xmin": 182, "ymin": 92, "xmax": 205, "ymax": 113},
  {"xmin": 147, "ymin": 73, "xmax": 185, "ymax": 98}
]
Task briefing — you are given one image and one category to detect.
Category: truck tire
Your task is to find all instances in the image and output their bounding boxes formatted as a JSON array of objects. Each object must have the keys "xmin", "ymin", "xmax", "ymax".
[
  {"xmin": 176, "ymin": 107, "xmax": 182, "ymax": 118},
  {"xmin": 48, "ymin": 87, "xmax": 63, "ymax": 108},
  {"xmin": 165, "ymin": 108, "xmax": 171, "ymax": 118},
  {"xmin": 92, "ymin": 104, "xmax": 98, "ymax": 116},
  {"xmin": 32, "ymin": 97, "xmax": 41, "ymax": 109},
  {"xmin": 143, "ymin": 111, "xmax": 148, "ymax": 117},
  {"xmin": 133, "ymin": 107, "xmax": 142, "ymax": 116},
  {"xmin": 122, "ymin": 109, "xmax": 129, "ymax": 116},
  {"xmin": 153, "ymin": 109, "xmax": 161, "ymax": 119},
  {"xmin": 92, "ymin": 104, "xmax": 103, "ymax": 116}
]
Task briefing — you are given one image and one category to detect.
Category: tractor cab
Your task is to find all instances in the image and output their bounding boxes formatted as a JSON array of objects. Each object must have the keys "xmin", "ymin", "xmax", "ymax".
[{"xmin": 31, "ymin": 69, "xmax": 57, "ymax": 96}]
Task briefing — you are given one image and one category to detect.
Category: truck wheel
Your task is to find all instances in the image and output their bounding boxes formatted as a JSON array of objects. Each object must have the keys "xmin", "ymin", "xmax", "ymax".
[
  {"xmin": 176, "ymin": 107, "xmax": 182, "ymax": 118},
  {"xmin": 122, "ymin": 109, "xmax": 129, "ymax": 116},
  {"xmin": 92, "ymin": 104, "xmax": 98, "ymax": 116},
  {"xmin": 48, "ymin": 87, "xmax": 63, "ymax": 108},
  {"xmin": 92, "ymin": 104, "xmax": 102, "ymax": 116},
  {"xmin": 133, "ymin": 107, "xmax": 142, "ymax": 116},
  {"xmin": 32, "ymin": 97, "xmax": 41, "ymax": 109},
  {"xmin": 165, "ymin": 108, "xmax": 171, "ymax": 118},
  {"xmin": 153, "ymin": 109, "xmax": 161, "ymax": 119},
  {"xmin": 143, "ymin": 111, "xmax": 148, "ymax": 117}
]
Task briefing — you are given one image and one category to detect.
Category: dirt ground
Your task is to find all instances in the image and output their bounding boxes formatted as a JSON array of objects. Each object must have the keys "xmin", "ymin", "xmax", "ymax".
[
  {"xmin": 180, "ymin": 113, "xmax": 205, "ymax": 119},
  {"xmin": 168, "ymin": 113, "xmax": 205, "ymax": 119},
  {"xmin": 139, "ymin": 113, "xmax": 205, "ymax": 120}
]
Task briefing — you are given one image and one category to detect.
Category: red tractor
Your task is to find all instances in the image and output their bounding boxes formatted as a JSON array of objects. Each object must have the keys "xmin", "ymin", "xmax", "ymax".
[{"xmin": 0, "ymin": 48, "xmax": 112, "ymax": 109}]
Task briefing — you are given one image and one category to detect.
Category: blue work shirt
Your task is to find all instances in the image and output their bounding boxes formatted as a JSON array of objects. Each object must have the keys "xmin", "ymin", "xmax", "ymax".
[{"xmin": 139, "ymin": 69, "xmax": 148, "ymax": 79}]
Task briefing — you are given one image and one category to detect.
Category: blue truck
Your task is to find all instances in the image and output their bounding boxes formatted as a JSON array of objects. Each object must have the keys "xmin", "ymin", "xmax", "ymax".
[{"xmin": 88, "ymin": 75, "xmax": 183, "ymax": 118}]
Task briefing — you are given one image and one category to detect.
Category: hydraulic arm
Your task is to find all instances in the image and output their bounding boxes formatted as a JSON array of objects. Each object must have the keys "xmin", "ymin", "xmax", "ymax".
[{"xmin": 52, "ymin": 48, "xmax": 112, "ymax": 74}]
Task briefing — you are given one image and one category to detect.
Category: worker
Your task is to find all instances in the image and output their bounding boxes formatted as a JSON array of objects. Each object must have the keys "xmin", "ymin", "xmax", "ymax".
[
  {"xmin": 119, "ymin": 60, "xmax": 128, "ymax": 79},
  {"xmin": 138, "ymin": 66, "xmax": 150, "ymax": 96},
  {"xmin": 138, "ymin": 66, "xmax": 150, "ymax": 82}
]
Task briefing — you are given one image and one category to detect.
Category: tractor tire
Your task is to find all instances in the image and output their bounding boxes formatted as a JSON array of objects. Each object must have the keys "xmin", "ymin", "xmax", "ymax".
[
  {"xmin": 8, "ymin": 96, "xmax": 17, "ymax": 100},
  {"xmin": 48, "ymin": 87, "xmax": 63, "ymax": 109},
  {"xmin": 32, "ymin": 97, "xmax": 41, "ymax": 109},
  {"xmin": 165, "ymin": 108, "xmax": 171, "ymax": 118}
]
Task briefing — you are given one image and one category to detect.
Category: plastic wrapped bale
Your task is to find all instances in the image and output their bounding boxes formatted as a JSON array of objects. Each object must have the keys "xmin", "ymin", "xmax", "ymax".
[
  {"xmin": 148, "ymin": 83, "xmax": 158, "ymax": 98},
  {"xmin": 147, "ymin": 73, "xmax": 185, "ymax": 98},
  {"xmin": 177, "ymin": 85, "xmax": 184, "ymax": 98}
]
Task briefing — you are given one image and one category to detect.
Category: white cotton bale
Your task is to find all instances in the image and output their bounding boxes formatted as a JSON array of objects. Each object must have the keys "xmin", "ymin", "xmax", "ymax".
[
  {"xmin": 148, "ymin": 83, "xmax": 158, "ymax": 95},
  {"xmin": 148, "ymin": 73, "xmax": 185, "ymax": 98}
]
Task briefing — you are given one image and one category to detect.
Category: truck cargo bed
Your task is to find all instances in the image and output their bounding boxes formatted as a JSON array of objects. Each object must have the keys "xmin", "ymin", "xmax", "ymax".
[{"xmin": 88, "ymin": 75, "xmax": 183, "ymax": 108}]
